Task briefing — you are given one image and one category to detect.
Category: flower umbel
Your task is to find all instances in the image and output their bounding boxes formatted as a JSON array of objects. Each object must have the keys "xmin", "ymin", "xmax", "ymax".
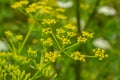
[
  {"xmin": 93, "ymin": 48, "xmax": 108, "ymax": 60},
  {"xmin": 44, "ymin": 51, "xmax": 61, "ymax": 63},
  {"xmin": 71, "ymin": 51, "xmax": 86, "ymax": 62}
]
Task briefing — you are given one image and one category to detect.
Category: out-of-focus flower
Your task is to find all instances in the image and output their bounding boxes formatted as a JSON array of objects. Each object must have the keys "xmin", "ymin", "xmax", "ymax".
[
  {"xmin": 0, "ymin": 40, "xmax": 8, "ymax": 51},
  {"xmin": 93, "ymin": 37, "xmax": 111, "ymax": 49},
  {"xmin": 98, "ymin": 6, "xmax": 116, "ymax": 16},
  {"xmin": 57, "ymin": 1, "xmax": 73, "ymax": 8}
]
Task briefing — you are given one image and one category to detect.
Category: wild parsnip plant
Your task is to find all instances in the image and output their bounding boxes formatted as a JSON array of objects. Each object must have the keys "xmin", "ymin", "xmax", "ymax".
[{"xmin": 0, "ymin": 0, "xmax": 108, "ymax": 80}]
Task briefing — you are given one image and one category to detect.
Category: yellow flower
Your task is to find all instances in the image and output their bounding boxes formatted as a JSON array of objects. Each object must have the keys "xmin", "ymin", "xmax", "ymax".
[
  {"xmin": 56, "ymin": 8, "xmax": 65, "ymax": 12},
  {"xmin": 62, "ymin": 38, "xmax": 71, "ymax": 45},
  {"xmin": 11, "ymin": 1, "xmax": 29, "ymax": 9},
  {"xmin": 25, "ymin": 3, "xmax": 37, "ymax": 13},
  {"xmin": 27, "ymin": 48, "xmax": 37, "ymax": 57},
  {"xmin": 71, "ymin": 51, "xmax": 81, "ymax": 60},
  {"xmin": 79, "ymin": 55, "xmax": 86, "ymax": 62},
  {"xmin": 56, "ymin": 28, "xmax": 65, "ymax": 34},
  {"xmin": 44, "ymin": 51, "xmax": 61, "ymax": 63},
  {"xmin": 16, "ymin": 34, "xmax": 23, "ymax": 41},
  {"xmin": 57, "ymin": 14, "xmax": 67, "ymax": 19},
  {"xmin": 67, "ymin": 32, "xmax": 76, "ymax": 37},
  {"xmin": 45, "ymin": 38, "xmax": 53, "ymax": 46},
  {"xmin": 64, "ymin": 24, "xmax": 76, "ymax": 31},
  {"xmin": 77, "ymin": 36, "xmax": 87, "ymax": 43},
  {"xmin": 42, "ymin": 28, "xmax": 51, "ymax": 34},
  {"xmin": 37, "ymin": 1, "xmax": 46, "ymax": 5},
  {"xmin": 26, "ymin": 7, "xmax": 36, "ymax": 13},
  {"xmin": 93, "ymin": 48, "xmax": 108, "ymax": 60},
  {"xmin": 71, "ymin": 51, "xmax": 86, "ymax": 62},
  {"xmin": 42, "ymin": 19, "xmax": 56, "ymax": 25},
  {"xmin": 4, "ymin": 30, "xmax": 13, "ymax": 37},
  {"xmin": 82, "ymin": 31, "xmax": 94, "ymax": 38}
]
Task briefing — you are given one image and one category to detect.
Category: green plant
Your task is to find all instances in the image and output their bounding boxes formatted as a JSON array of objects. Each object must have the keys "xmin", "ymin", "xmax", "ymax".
[{"xmin": 0, "ymin": 0, "xmax": 108, "ymax": 80}]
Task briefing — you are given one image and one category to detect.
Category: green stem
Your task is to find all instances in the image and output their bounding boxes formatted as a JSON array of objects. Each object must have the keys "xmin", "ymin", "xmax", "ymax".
[
  {"xmin": 18, "ymin": 23, "xmax": 35, "ymax": 54},
  {"xmin": 31, "ymin": 63, "xmax": 49, "ymax": 80},
  {"xmin": 74, "ymin": 0, "xmax": 81, "ymax": 80},
  {"xmin": 50, "ymin": 27, "xmax": 61, "ymax": 49},
  {"xmin": 63, "ymin": 50, "xmax": 74, "ymax": 60},
  {"xmin": 31, "ymin": 70, "xmax": 42, "ymax": 80},
  {"xmin": 85, "ymin": 0, "xmax": 101, "ymax": 30},
  {"xmin": 9, "ymin": 40, "xmax": 16, "ymax": 53},
  {"xmin": 64, "ymin": 42, "xmax": 80, "ymax": 50},
  {"xmin": 75, "ymin": 0, "xmax": 81, "ymax": 34}
]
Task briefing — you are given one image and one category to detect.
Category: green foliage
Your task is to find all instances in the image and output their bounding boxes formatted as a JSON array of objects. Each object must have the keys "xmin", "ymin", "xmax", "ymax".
[{"xmin": 0, "ymin": 0, "xmax": 120, "ymax": 80}]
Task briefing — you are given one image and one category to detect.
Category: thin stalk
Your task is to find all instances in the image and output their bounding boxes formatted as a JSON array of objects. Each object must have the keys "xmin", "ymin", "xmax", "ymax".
[
  {"xmin": 85, "ymin": 0, "xmax": 101, "ymax": 30},
  {"xmin": 9, "ymin": 40, "xmax": 16, "ymax": 53},
  {"xmin": 64, "ymin": 42, "xmax": 80, "ymax": 50},
  {"xmin": 63, "ymin": 50, "xmax": 74, "ymax": 60},
  {"xmin": 31, "ymin": 63, "xmax": 49, "ymax": 80},
  {"xmin": 74, "ymin": 0, "xmax": 81, "ymax": 80},
  {"xmin": 75, "ymin": 0, "xmax": 81, "ymax": 34},
  {"xmin": 18, "ymin": 23, "xmax": 35, "ymax": 54},
  {"xmin": 49, "ymin": 27, "xmax": 61, "ymax": 49}
]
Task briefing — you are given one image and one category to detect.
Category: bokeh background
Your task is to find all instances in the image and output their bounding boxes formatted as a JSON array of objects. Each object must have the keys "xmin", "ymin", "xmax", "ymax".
[{"xmin": 0, "ymin": 0, "xmax": 120, "ymax": 80}]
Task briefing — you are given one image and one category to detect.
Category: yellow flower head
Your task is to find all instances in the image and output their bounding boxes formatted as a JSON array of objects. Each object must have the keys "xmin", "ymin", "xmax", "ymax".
[
  {"xmin": 44, "ymin": 51, "xmax": 61, "ymax": 63},
  {"xmin": 67, "ymin": 32, "xmax": 76, "ymax": 37},
  {"xmin": 64, "ymin": 24, "xmax": 76, "ymax": 31},
  {"xmin": 56, "ymin": 28, "xmax": 65, "ymax": 34},
  {"xmin": 42, "ymin": 19, "xmax": 56, "ymax": 25},
  {"xmin": 16, "ymin": 34, "xmax": 23, "ymax": 41},
  {"xmin": 42, "ymin": 28, "xmax": 51, "ymax": 34},
  {"xmin": 27, "ymin": 48, "xmax": 37, "ymax": 57},
  {"xmin": 62, "ymin": 38, "xmax": 71, "ymax": 45},
  {"xmin": 4, "ymin": 30, "xmax": 13, "ymax": 37},
  {"xmin": 56, "ymin": 8, "xmax": 65, "ymax": 12},
  {"xmin": 71, "ymin": 51, "xmax": 86, "ymax": 62},
  {"xmin": 45, "ymin": 38, "xmax": 53, "ymax": 46},
  {"xmin": 77, "ymin": 36, "xmax": 87, "ymax": 43},
  {"xmin": 57, "ymin": 14, "xmax": 67, "ymax": 20},
  {"xmin": 93, "ymin": 48, "xmax": 108, "ymax": 60},
  {"xmin": 82, "ymin": 31, "xmax": 94, "ymax": 38},
  {"xmin": 11, "ymin": 1, "xmax": 29, "ymax": 9}
]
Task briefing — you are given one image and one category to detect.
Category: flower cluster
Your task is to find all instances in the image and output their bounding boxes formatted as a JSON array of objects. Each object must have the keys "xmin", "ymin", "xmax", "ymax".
[
  {"xmin": 62, "ymin": 38, "xmax": 71, "ymax": 45},
  {"xmin": 6, "ymin": 0, "xmax": 109, "ymax": 79},
  {"xmin": 71, "ymin": 51, "xmax": 86, "ymax": 62},
  {"xmin": 0, "ymin": 63, "xmax": 31, "ymax": 80},
  {"xmin": 42, "ymin": 19, "xmax": 56, "ymax": 25},
  {"xmin": 56, "ymin": 8, "xmax": 65, "ymax": 12},
  {"xmin": 64, "ymin": 24, "xmax": 76, "ymax": 31},
  {"xmin": 77, "ymin": 31, "xmax": 94, "ymax": 43},
  {"xmin": 44, "ymin": 51, "xmax": 61, "ymax": 63},
  {"xmin": 11, "ymin": 1, "xmax": 29, "ymax": 9},
  {"xmin": 40, "ymin": 37, "xmax": 53, "ymax": 46},
  {"xmin": 4, "ymin": 30, "xmax": 13, "ymax": 37},
  {"xmin": 25, "ymin": 2, "xmax": 52, "ymax": 14},
  {"xmin": 56, "ymin": 14, "xmax": 67, "ymax": 20},
  {"xmin": 67, "ymin": 32, "xmax": 76, "ymax": 37},
  {"xmin": 93, "ymin": 48, "xmax": 108, "ymax": 60},
  {"xmin": 42, "ymin": 28, "xmax": 52, "ymax": 34},
  {"xmin": 27, "ymin": 48, "xmax": 37, "ymax": 57},
  {"xmin": 16, "ymin": 34, "xmax": 23, "ymax": 41}
]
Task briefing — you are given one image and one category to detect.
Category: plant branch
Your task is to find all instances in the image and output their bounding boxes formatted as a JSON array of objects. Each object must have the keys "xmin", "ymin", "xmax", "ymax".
[
  {"xmin": 85, "ymin": 0, "xmax": 101, "ymax": 30},
  {"xmin": 75, "ymin": 0, "xmax": 81, "ymax": 34},
  {"xmin": 74, "ymin": 0, "xmax": 81, "ymax": 80},
  {"xmin": 18, "ymin": 22, "xmax": 35, "ymax": 54}
]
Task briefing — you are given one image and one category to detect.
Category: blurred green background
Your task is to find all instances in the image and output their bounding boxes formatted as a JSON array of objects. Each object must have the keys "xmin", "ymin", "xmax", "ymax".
[{"xmin": 0, "ymin": 0, "xmax": 120, "ymax": 80}]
